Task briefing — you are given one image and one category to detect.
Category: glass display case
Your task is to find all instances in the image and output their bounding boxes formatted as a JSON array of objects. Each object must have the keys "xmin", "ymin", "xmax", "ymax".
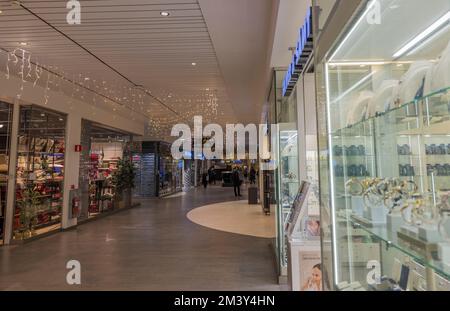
[{"xmin": 316, "ymin": 0, "xmax": 450, "ymax": 290}]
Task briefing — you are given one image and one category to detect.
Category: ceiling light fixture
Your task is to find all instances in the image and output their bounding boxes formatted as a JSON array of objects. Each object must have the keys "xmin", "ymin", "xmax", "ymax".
[
  {"xmin": 393, "ymin": 11, "xmax": 450, "ymax": 58},
  {"xmin": 0, "ymin": 124, "xmax": 4, "ymax": 129},
  {"xmin": 406, "ymin": 23, "xmax": 450, "ymax": 57},
  {"xmin": 192, "ymin": 62, "xmax": 197, "ymax": 66},
  {"xmin": 160, "ymin": 11, "xmax": 170, "ymax": 17},
  {"xmin": 0, "ymin": 10, "xmax": 3, "ymax": 14},
  {"xmin": 19, "ymin": 42, "xmax": 28, "ymax": 46}
]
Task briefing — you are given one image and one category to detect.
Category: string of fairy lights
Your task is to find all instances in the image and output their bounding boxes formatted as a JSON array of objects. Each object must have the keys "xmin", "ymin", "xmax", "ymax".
[{"xmin": 1, "ymin": 47, "xmax": 221, "ymax": 138}]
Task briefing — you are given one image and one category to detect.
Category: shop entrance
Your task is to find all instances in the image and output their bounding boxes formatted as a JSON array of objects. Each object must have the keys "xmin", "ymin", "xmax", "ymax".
[
  {"xmin": 13, "ymin": 106, "xmax": 66, "ymax": 241},
  {"xmin": 78, "ymin": 121, "xmax": 132, "ymax": 222},
  {"xmin": 0, "ymin": 101, "xmax": 13, "ymax": 245}
]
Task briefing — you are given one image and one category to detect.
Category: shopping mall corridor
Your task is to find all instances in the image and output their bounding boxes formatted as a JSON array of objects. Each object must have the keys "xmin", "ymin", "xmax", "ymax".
[{"xmin": 0, "ymin": 186, "xmax": 282, "ymax": 291}]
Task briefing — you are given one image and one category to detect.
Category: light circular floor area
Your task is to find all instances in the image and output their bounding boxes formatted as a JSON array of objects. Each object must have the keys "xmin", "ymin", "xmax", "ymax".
[{"xmin": 187, "ymin": 200, "xmax": 276, "ymax": 238}]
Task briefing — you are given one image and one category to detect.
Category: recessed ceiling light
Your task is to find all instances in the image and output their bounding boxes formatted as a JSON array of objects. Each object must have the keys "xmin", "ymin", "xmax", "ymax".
[
  {"xmin": 40, "ymin": 113, "xmax": 45, "ymax": 117},
  {"xmin": 0, "ymin": 124, "xmax": 4, "ymax": 129},
  {"xmin": 84, "ymin": 77, "xmax": 90, "ymax": 81},
  {"xmin": 160, "ymin": 11, "xmax": 170, "ymax": 17},
  {"xmin": 206, "ymin": 88, "xmax": 210, "ymax": 91},
  {"xmin": 0, "ymin": 10, "xmax": 3, "ymax": 14},
  {"xmin": 19, "ymin": 42, "xmax": 28, "ymax": 46},
  {"xmin": 192, "ymin": 62, "xmax": 197, "ymax": 66}
]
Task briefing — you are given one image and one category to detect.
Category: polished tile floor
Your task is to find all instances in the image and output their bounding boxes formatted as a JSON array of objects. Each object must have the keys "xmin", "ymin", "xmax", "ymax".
[
  {"xmin": 0, "ymin": 185, "xmax": 282, "ymax": 291},
  {"xmin": 187, "ymin": 200, "xmax": 276, "ymax": 238}
]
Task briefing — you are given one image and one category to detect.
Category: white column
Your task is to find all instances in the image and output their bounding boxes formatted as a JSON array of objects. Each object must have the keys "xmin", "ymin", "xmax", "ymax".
[
  {"xmin": 61, "ymin": 113, "xmax": 81, "ymax": 229},
  {"xmin": 4, "ymin": 101, "xmax": 20, "ymax": 244}
]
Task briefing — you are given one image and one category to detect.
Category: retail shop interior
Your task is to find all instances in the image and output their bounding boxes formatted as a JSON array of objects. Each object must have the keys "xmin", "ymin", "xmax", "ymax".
[{"xmin": 78, "ymin": 121, "xmax": 132, "ymax": 221}]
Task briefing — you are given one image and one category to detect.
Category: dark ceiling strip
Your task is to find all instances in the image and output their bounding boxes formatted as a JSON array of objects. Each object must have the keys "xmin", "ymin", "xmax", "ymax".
[{"xmin": 15, "ymin": 2, "xmax": 184, "ymax": 119}]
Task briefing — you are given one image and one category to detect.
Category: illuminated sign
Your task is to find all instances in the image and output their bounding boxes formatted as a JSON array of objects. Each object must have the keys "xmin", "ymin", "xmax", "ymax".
[{"xmin": 282, "ymin": 7, "xmax": 313, "ymax": 97}]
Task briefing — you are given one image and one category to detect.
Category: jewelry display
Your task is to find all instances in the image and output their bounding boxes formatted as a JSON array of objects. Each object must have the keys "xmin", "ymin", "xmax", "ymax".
[
  {"xmin": 345, "ymin": 177, "xmax": 419, "ymax": 215},
  {"xmin": 345, "ymin": 178, "xmax": 364, "ymax": 196}
]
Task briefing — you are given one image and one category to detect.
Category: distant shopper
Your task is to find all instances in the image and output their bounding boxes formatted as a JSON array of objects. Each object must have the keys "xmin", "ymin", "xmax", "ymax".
[
  {"xmin": 232, "ymin": 168, "xmax": 242, "ymax": 197},
  {"xmin": 243, "ymin": 167, "xmax": 248, "ymax": 181},
  {"xmin": 249, "ymin": 167, "xmax": 256, "ymax": 185},
  {"xmin": 202, "ymin": 172, "xmax": 208, "ymax": 189},
  {"xmin": 208, "ymin": 167, "xmax": 215, "ymax": 185}
]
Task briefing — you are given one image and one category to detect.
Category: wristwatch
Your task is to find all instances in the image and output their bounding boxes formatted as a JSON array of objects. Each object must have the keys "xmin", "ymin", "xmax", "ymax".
[{"xmin": 346, "ymin": 178, "xmax": 364, "ymax": 196}]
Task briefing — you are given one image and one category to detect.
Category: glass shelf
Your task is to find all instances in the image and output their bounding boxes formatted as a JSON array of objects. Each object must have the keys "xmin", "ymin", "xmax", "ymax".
[
  {"xmin": 346, "ymin": 216, "xmax": 450, "ymax": 280},
  {"xmin": 332, "ymin": 87, "xmax": 450, "ymax": 137}
]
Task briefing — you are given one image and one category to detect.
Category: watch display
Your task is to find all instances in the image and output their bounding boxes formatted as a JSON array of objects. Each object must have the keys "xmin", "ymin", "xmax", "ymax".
[{"xmin": 315, "ymin": 0, "xmax": 450, "ymax": 291}]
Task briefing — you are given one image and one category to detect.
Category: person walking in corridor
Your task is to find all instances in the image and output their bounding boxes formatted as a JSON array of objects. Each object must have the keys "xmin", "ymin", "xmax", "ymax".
[
  {"xmin": 232, "ymin": 167, "xmax": 242, "ymax": 197},
  {"xmin": 249, "ymin": 167, "xmax": 256, "ymax": 185},
  {"xmin": 202, "ymin": 172, "xmax": 208, "ymax": 189}
]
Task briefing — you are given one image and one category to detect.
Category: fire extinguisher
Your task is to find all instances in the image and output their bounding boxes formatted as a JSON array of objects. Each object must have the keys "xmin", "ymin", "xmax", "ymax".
[{"xmin": 72, "ymin": 196, "xmax": 80, "ymax": 218}]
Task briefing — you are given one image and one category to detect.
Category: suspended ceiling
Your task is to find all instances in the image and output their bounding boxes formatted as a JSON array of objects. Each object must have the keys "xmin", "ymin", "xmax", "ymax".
[{"xmin": 0, "ymin": 0, "xmax": 277, "ymax": 139}]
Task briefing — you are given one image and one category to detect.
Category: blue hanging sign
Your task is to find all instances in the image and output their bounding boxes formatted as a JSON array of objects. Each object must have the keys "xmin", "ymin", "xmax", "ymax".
[{"xmin": 282, "ymin": 7, "xmax": 313, "ymax": 97}]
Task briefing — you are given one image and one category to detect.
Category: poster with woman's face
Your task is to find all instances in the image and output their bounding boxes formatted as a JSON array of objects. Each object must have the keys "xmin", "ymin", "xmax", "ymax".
[{"xmin": 300, "ymin": 252, "xmax": 322, "ymax": 291}]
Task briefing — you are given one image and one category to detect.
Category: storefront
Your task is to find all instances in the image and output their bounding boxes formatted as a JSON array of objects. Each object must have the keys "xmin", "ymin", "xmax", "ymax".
[
  {"xmin": 264, "ymin": 5, "xmax": 322, "ymax": 289},
  {"xmin": 0, "ymin": 72, "xmax": 146, "ymax": 245},
  {"xmin": 132, "ymin": 141, "xmax": 183, "ymax": 198},
  {"xmin": 315, "ymin": 0, "xmax": 450, "ymax": 291},
  {"xmin": 13, "ymin": 106, "xmax": 66, "ymax": 241},
  {"xmin": 78, "ymin": 120, "xmax": 134, "ymax": 222}
]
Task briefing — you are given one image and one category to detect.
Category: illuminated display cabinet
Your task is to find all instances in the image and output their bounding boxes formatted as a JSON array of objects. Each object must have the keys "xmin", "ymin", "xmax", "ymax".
[{"xmin": 316, "ymin": 0, "xmax": 450, "ymax": 291}]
